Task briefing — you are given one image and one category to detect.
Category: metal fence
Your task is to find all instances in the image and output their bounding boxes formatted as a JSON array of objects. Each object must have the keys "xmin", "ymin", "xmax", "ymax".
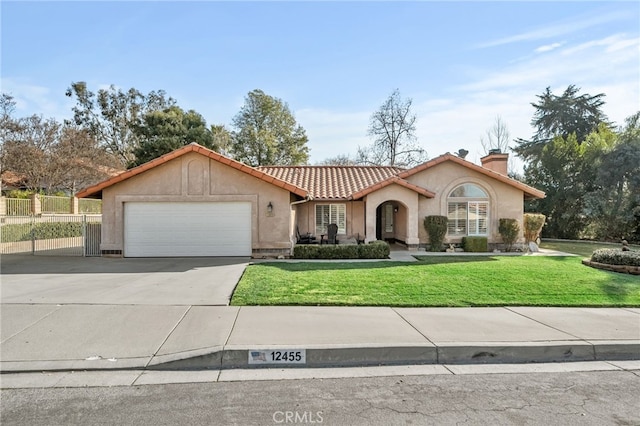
[
  {"xmin": 78, "ymin": 198, "xmax": 102, "ymax": 214},
  {"xmin": 5, "ymin": 198, "xmax": 32, "ymax": 216},
  {"xmin": 0, "ymin": 214, "xmax": 102, "ymax": 256},
  {"xmin": 41, "ymin": 196, "xmax": 71, "ymax": 214},
  {"xmin": 1, "ymin": 196, "xmax": 102, "ymax": 215}
]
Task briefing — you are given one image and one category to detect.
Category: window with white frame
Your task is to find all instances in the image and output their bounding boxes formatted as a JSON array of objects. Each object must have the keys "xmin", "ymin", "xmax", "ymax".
[
  {"xmin": 447, "ymin": 184, "xmax": 489, "ymax": 236},
  {"xmin": 316, "ymin": 204, "xmax": 346, "ymax": 235}
]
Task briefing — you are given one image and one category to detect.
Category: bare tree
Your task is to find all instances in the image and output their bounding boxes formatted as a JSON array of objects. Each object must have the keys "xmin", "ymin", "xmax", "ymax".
[
  {"xmin": 49, "ymin": 126, "xmax": 121, "ymax": 194},
  {"xmin": 480, "ymin": 115, "xmax": 511, "ymax": 154},
  {"xmin": 1, "ymin": 114, "xmax": 61, "ymax": 192},
  {"xmin": 1, "ymin": 94, "xmax": 120, "ymax": 194},
  {"xmin": 357, "ymin": 89, "xmax": 427, "ymax": 167}
]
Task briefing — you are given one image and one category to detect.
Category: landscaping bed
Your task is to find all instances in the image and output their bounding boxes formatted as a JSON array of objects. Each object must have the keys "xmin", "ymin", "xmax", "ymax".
[
  {"xmin": 582, "ymin": 248, "xmax": 640, "ymax": 275},
  {"xmin": 582, "ymin": 259, "xmax": 640, "ymax": 275}
]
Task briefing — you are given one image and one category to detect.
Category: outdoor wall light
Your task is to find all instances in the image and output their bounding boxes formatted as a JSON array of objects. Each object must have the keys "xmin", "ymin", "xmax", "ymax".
[
  {"xmin": 267, "ymin": 202, "xmax": 273, "ymax": 213},
  {"xmin": 394, "ymin": 207, "xmax": 398, "ymax": 213}
]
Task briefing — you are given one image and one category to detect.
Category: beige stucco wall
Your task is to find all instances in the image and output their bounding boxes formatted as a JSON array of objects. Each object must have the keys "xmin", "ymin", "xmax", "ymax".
[
  {"xmin": 100, "ymin": 152, "xmax": 293, "ymax": 254},
  {"xmin": 296, "ymin": 162, "xmax": 524, "ymax": 246},
  {"xmin": 407, "ymin": 161, "xmax": 524, "ymax": 245},
  {"xmin": 293, "ymin": 161, "xmax": 526, "ymax": 247},
  {"xmin": 364, "ymin": 185, "xmax": 420, "ymax": 245},
  {"xmin": 296, "ymin": 200, "xmax": 365, "ymax": 239}
]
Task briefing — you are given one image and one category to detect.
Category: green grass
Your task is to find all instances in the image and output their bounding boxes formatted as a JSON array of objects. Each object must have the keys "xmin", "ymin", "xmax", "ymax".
[
  {"xmin": 540, "ymin": 239, "xmax": 638, "ymax": 258},
  {"xmin": 231, "ymin": 256, "xmax": 640, "ymax": 307}
]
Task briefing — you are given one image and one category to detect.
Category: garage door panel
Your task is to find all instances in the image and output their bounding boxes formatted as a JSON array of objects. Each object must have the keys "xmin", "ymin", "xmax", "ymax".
[{"xmin": 124, "ymin": 202, "xmax": 251, "ymax": 257}]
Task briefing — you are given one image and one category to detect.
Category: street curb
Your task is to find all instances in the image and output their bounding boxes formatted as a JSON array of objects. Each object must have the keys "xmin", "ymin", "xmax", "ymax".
[
  {"xmin": 4, "ymin": 341, "xmax": 637, "ymax": 373},
  {"xmin": 150, "ymin": 341, "xmax": 640, "ymax": 370}
]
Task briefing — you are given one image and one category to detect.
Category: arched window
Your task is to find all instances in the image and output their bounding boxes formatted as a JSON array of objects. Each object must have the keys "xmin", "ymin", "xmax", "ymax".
[{"xmin": 447, "ymin": 184, "xmax": 489, "ymax": 236}]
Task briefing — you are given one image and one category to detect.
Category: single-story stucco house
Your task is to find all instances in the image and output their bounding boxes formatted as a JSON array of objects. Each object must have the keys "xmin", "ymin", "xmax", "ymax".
[{"xmin": 76, "ymin": 143, "xmax": 544, "ymax": 257}]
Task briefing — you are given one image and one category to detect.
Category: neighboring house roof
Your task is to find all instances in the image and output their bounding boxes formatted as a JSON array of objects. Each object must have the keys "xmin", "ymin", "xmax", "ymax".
[
  {"xmin": 1, "ymin": 170, "xmax": 27, "ymax": 190},
  {"xmin": 257, "ymin": 165, "xmax": 403, "ymax": 200},
  {"xmin": 75, "ymin": 143, "xmax": 309, "ymax": 199},
  {"xmin": 396, "ymin": 153, "xmax": 545, "ymax": 200}
]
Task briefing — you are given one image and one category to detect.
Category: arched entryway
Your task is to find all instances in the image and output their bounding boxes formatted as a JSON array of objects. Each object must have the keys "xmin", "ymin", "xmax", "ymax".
[{"xmin": 375, "ymin": 200, "xmax": 408, "ymax": 243}]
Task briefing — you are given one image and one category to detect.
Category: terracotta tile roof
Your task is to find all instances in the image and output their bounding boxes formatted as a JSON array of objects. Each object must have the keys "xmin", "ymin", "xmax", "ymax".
[
  {"xmin": 350, "ymin": 176, "xmax": 436, "ymax": 200},
  {"xmin": 1, "ymin": 170, "xmax": 27, "ymax": 188},
  {"xmin": 76, "ymin": 144, "xmax": 545, "ymax": 201},
  {"xmin": 256, "ymin": 165, "xmax": 403, "ymax": 200},
  {"xmin": 76, "ymin": 144, "xmax": 309, "ymax": 198},
  {"xmin": 397, "ymin": 153, "xmax": 546, "ymax": 200}
]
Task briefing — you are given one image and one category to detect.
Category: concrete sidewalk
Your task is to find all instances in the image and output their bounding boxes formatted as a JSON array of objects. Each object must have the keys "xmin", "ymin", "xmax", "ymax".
[
  {"xmin": 1, "ymin": 252, "xmax": 638, "ymax": 377},
  {"xmin": 1, "ymin": 305, "xmax": 638, "ymax": 373}
]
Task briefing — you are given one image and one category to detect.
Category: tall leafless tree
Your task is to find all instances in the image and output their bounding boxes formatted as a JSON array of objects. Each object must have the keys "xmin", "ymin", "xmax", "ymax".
[
  {"xmin": 357, "ymin": 89, "xmax": 427, "ymax": 167},
  {"xmin": 1, "ymin": 94, "xmax": 120, "ymax": 194},
  {"xmin": 480, "ymin": 115, "xmax": 511, "ymax": 154}
]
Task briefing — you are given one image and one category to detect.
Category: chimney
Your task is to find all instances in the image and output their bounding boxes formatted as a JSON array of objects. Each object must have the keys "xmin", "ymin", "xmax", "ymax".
[{"xmin": 480, "ymin": 149, "xmax": 509, "ymax": 175}]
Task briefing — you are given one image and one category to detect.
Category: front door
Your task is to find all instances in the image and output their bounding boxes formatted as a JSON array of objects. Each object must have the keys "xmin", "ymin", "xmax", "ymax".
[{"xmin": 376, "ymin": 203, "xmax": 395, "ymax": 242}]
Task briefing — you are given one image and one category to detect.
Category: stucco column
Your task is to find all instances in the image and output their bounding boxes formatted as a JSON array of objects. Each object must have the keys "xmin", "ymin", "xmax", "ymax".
[
  {"xmin": 70, "ymin": 197, "xmax": 79, "ymax": 214},
  {"xmin": 30, "ymin": 193, "xmax": 41, "ymax": 215},
  {"xmin": 364, "ymin": 200, "xmax": 377, "ymax": 243},
  {"xmin": 406, "ymin": 206, "xmax": 420, "ymax": 247},
  {"xmin": 0, "ymin": 196, "xmax": 6, "ymax": 216}
]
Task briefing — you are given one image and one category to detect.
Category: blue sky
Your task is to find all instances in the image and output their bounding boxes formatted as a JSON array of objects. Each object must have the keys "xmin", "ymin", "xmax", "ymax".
[{"xmin": 2, "ymin": 1, "xmax": 639, "ymax": 167}]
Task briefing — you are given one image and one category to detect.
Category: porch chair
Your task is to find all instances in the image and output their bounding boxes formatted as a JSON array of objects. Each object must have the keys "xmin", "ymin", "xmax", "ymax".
[
  {"xmin": 296, "ymin": 226, "xmax": 318, "ymax": 244},
  {"xmin": 327, "ymin": 223, "xmax": 338, "ymax": 245}
]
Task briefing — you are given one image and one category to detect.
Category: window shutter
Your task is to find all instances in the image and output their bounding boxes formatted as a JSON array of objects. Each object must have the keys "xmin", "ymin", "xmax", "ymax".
[
  {"xmin": 316, "ymin": 205, "xmax": 328, "ymax": 235},
  {"xmin": 447, "ymin": 202, "xmax": 467, "ymax": 235},
  {"xmin": 337, "ymin": 204, "xmax": 346, "ymax": 234}
]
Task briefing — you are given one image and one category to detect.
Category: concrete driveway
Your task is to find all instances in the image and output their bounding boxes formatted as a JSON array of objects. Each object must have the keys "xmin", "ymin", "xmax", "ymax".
[{"xmin": 0, "ymin": 255, "xmax": 250, "ymax": 306}]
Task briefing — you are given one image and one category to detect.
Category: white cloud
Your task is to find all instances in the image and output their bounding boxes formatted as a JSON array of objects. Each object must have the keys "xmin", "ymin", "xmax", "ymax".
[
  {"xmin": 463, "ymin": 34, "xmax": 639, "ymax": 92},
  {"xmin": 1, "ymin": 78, "xmax": 72, "ymax": 119},
  {"xmin": 410, "ymin": 33, "xmax": 639, "ymax": 172},
  {"xmin": 478, "ymin": 10, "xmax": 630, "ymax": 48},
  {"xmin": 535, "ymin": 42, "xmax": 564, "ymax": 53},
  {"xmin": 298, "ymin": 28, "xmax": 639, "ymax": 170}
]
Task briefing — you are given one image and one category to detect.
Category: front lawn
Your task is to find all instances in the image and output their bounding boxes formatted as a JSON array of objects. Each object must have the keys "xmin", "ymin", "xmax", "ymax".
[
  {"xmin": 540, "ymin": 239, "xmax": 638, "ymax": 258},
  {"xmin": 231, "ymin": 256, "xmax": 640, "ymax": 307}
]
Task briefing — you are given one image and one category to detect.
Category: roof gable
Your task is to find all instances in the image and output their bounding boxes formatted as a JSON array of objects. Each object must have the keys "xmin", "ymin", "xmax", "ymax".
[
  {"xmin": 397, "ymin": 153, "xmax": 545, "ymax": 199},
  {"xmin": 76, "ymin": 143, "xmax": 309, "ymax": 198},
  {"xmin": 350, "ymin": 177, "xmax": 435, "ymax": 200}
]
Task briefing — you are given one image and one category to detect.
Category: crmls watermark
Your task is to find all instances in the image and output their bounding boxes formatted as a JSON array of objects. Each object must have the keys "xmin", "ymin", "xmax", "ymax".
[{"xmin": 272, "ymin": 411, "xmax": 324, "ymax": 424}]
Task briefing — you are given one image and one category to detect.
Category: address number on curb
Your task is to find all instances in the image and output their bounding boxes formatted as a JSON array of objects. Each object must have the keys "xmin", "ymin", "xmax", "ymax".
[{"xmin": 248, "ymin": 349, "xmax": 306, "ymax": 365}]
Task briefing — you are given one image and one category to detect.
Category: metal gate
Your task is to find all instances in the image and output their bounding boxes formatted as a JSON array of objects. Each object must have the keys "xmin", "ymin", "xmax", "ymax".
[{"xmin": 0, "ymin": 215, "xmax": 102, "ymax": 256}]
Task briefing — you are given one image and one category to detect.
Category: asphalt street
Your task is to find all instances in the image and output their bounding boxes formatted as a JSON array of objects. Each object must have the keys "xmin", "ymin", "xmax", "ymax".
[{"xmin": 2, "ymin": 369, "xmax": 639, "ymax": 425}]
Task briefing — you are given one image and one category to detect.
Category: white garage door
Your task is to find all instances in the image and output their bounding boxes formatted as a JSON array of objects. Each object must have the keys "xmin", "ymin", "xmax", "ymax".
[{"xmin": 124, "ymin": 202, "xmax": 251, "ymax": 257}]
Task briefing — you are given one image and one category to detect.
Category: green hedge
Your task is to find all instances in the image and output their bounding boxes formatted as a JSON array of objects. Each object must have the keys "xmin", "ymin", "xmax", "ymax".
[
  {"xmin": 1, "ymin": 223, "xmax": 32, "ymax": 243},
  {"xmin": 424, "ymin": 215, "xmax": 448, "ymax": 252},
  {"xmin": 524, "ymin": 213, "xmax": 546, "ymax": 243},
  {"xmin": 591, "ymin": 249, "xmax": 640, "ymax": 267},
  {"xmin": 358, "ymin": 241, "xmax": 390, "ymax": 259},
  {"xmin": 293, "ymin": 241, "xmax": 390, "ymax": 259},
  {"xmin": 1, "ymin": 222, "xmax": 84, "ymax": 243},
  {"xmin": 498, "ymin": 218, "xmax": 520, "ymax": 252},
  {"xmin": 462, "ymin": 236, "xmax": 488, "ymax": 252}
]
